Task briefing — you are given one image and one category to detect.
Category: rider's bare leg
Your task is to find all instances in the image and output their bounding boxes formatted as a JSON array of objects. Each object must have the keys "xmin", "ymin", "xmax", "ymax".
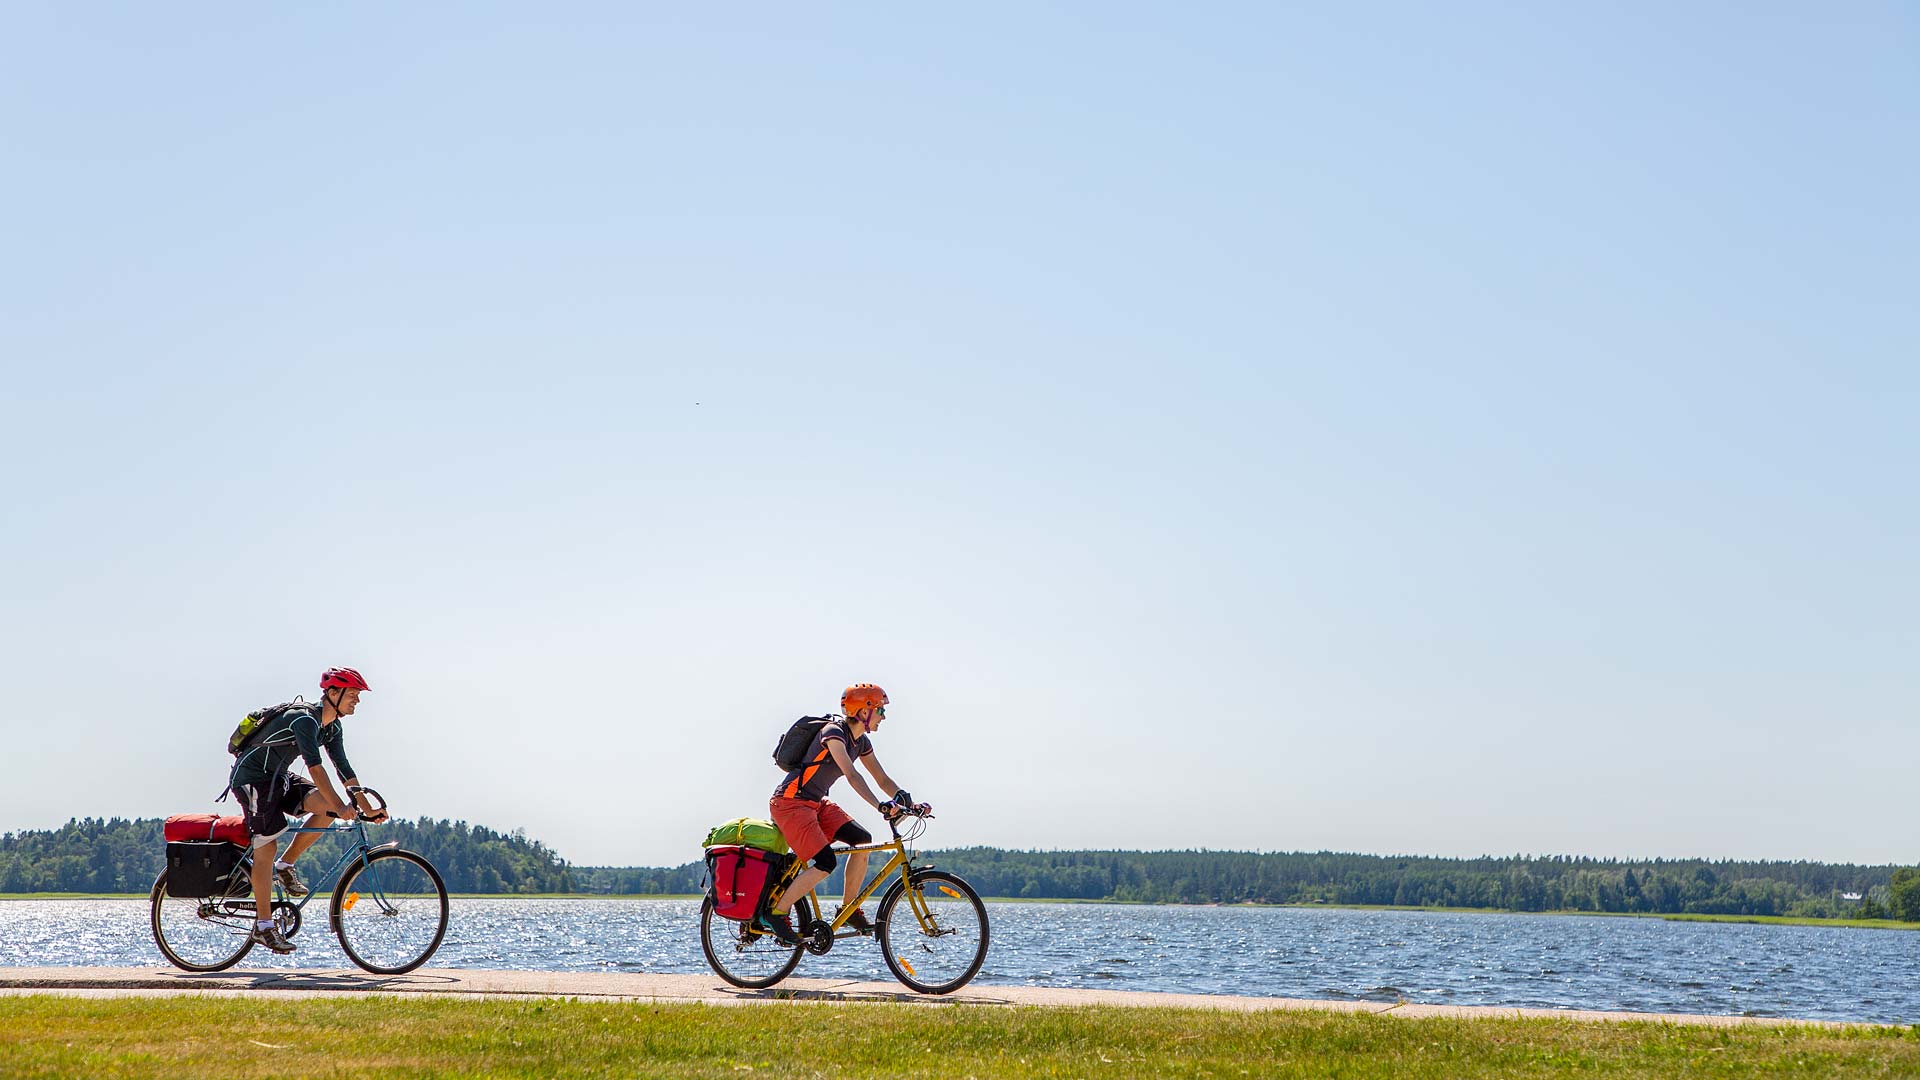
[
  {"xmin": 841, "ymin": 850, "xmax": 869, "ymax": 911},
  {"xmin": 280, "ymin": 790, "xmax": 346, "ymax": 865},
  {"xmin": 250, "ymin": 838, "xmax": 278, "ymax": 921},
  {"xmin": 775, "ymin": 866, "xmax": 830, "ymax": 914}
]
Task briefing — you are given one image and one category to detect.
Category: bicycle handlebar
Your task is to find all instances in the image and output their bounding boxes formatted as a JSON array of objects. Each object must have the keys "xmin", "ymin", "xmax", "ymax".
[
  {"xmin": 348, "ymin": 785, "xmax": 388, "ymax": 816},
  {"xmin": 322, "ymin": 786, "xmax": 389, "ymax": 821},
  {"xmin": 885, "ymin": 806, "xmax": 934, "ymax": 837}
]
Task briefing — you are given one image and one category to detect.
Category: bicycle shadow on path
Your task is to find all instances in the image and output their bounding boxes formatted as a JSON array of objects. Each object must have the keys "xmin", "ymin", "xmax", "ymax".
[
  {"xmin": 0, "ymin": 969, "xmax": 442, "ymax": 994},
  {"xmin": 172, "ymin": 969, "xmax": 463, "ymax": 992},
  {"xmin": 736, "ymin": 981, "xmax": 1016, "ymax": 1006}
]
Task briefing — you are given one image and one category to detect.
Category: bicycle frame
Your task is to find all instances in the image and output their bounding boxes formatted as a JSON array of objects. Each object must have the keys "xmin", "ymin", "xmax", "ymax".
[
  {"xmin": 774, "ymin": 815, "xmax": 940, "ymax": 939},
  {"xmin": 257, "ymin": 818, "xmax": 401, "ymax": 918}
]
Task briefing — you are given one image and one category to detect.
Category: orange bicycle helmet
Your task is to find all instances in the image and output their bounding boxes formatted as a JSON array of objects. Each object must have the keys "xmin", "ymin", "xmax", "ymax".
[{"xmin": 841, "ymin": 683, "xmax": 889, "ymax": 716}]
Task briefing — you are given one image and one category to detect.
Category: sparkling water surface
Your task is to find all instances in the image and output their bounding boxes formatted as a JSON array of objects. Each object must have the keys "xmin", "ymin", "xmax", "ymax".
[{"xmin": 3, "ymin": 899, "xmax": 1914, "ymax": 1024}]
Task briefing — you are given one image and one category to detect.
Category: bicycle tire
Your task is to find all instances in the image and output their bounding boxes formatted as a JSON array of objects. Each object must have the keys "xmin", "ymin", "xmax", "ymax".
[
  {"xmin": 330, "ymin": 849, "xmax": 449, "ymax": 975},
  {"xmin": 700, "ymin": 894, "xmax": 812, "ymax": 990},
  {"xmin": 150, "ymin": 870, "xmax": 256, "ymax": 972},
  {"xmin": 876, "ymin": 869, "xmax": 989, "ymax": 994}
]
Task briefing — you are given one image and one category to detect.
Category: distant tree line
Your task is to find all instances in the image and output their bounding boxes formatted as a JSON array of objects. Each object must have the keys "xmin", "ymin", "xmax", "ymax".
[
  {"xmin": 10, "ymin": 818, "xmax": 1919, "ymax": 921},
  {"xmin": 585, "ymin": 848, "xmax": 1920, "ymax": 922},
  {"xmin": 0, "ymin": 817, "xmax": 574, "ymax": 894},
  {"xmin": 909, "ymin": 849, "xmax": 1920, "ymax": 920},
  {"xmin": 575, "ymin": 864, "xmax": 707, "ymax": 895},
  {"xmin": 1870, "ymin": 868, "xmax": 1920, "ymax": 922}
]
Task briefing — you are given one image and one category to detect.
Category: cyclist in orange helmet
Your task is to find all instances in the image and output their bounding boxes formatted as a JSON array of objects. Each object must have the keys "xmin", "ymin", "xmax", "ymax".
[{"xmin": 759, "ymin": 683, "xmax": 930, "ymax": 946}]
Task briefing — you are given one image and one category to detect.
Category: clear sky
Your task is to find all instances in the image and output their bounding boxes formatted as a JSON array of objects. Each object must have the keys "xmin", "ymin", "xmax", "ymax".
[{"xmin": 3, "ymin": 5, "xmax": 1914, "ymax": 868}]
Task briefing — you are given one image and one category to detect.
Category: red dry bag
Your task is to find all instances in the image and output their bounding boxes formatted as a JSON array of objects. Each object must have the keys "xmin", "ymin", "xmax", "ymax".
[
  {"xmin": 164, "ymin": 814, "xmax": 251, "ymax": 845},
  {"xmin": 705, "ymin": 845, "xmax": 788, "ymax": 921}
]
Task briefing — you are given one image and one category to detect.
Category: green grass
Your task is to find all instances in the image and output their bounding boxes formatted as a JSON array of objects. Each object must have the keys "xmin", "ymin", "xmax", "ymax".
[
  {"xmin": 1650, "ymin": 912, "xmax": 1919, "ymax": 930},
  {"xmin": 0, "ymin": 996, "xmax": 1914, "ymax": 1079}
]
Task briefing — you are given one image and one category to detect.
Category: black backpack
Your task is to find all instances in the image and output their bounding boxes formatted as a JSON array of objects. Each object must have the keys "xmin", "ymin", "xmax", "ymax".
[
  {"xmin": 227, "ymin": 698, "xmax": 314, "ymax": 757},
  {"xmin": 772, "ymin": 715, "xmax": 840, "ymax": 772}
]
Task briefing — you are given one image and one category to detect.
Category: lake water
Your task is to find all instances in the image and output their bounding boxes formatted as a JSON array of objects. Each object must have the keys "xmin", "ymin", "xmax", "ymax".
[{"xmin": 3, "ymin": 899, "xmax": 1914, "ymax": 1024}]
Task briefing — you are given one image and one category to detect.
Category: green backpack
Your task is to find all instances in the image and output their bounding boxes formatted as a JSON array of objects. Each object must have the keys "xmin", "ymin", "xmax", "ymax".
[
  {"xmin": 227, "ymin": 698, "xmax": 313, "ymax": 756},
  {"xmin": 702, "ymin": 817, "xmax": 789, "ymax": 855}
]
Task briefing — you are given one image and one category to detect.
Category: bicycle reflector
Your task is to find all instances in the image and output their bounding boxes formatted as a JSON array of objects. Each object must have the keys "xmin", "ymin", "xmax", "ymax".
[
  {"xmin": 342, "ymin": 892, "xmax": 360, "ymax": 912},
  {"xmin": 898, "ymin": 958, "xmax": 916, "ymax": 978},
  {"xmin": 940, "ymin": 886, "xmax": 963, "ymax": 899}
]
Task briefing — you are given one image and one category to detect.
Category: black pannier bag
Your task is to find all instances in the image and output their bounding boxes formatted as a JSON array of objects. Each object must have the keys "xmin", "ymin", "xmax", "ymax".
[{"xmin": 165, "ymin": 841, "xmax": 244, "ymax": 898}]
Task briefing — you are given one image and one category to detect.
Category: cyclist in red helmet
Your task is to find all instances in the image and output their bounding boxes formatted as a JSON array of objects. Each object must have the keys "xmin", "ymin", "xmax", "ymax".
[{"xmin": 226, "ymin": 666, "xmax": 387, "ymax": 954}]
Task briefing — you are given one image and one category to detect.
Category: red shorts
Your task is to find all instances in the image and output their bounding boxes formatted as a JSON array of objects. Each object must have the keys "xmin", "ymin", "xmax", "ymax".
[{"xmin": 769, "ymin": 796, "xmax": 853, "ymax": 862}]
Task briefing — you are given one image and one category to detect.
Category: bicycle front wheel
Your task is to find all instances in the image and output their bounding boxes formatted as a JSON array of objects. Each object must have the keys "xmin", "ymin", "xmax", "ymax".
[
  {"xmin": 150, "ymin": 870, "xmax": 256, "ymax": 972},
  {"xmin": 876, "ymin": 869, "xmax": 989, "ymax": 994},
  {"xmin": 700, "ymin": 894, "xmax": 812, "ymax": 990},
  {"xmin": 331, "ymin": 850, "xmax": 449, "ymax": 974}
]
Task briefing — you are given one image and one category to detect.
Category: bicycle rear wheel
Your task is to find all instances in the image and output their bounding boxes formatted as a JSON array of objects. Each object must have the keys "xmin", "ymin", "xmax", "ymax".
[
  {"xmin": 150, "ymin": 870, "xmax": 256, "ymax": 972},
  {"xmin": 876, "ymin": 869, "xmax": 989, "ymax": 994},
  {"xmin": 331, "ymin": 849, "xmax": 449, "ymax": 974},
  {"xmin": 700, "ymin": 894, "xmax": 812, "ymax": 989}
]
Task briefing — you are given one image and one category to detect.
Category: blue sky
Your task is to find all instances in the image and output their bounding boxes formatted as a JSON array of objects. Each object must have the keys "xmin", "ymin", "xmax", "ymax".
[{"xmin": 4, "ymin": 4, "xmax": 1915, "ymax": 867}]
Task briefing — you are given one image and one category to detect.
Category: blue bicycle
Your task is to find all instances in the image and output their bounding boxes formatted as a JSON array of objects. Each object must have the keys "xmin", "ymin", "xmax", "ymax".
[{"xmin": 150, "ymin": 787, "xmax": 449, "ymax": 974}]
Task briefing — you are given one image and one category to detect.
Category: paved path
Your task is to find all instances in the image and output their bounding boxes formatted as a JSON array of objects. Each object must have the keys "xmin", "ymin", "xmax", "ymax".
[{"xmin": 0, "ymin": 968, "xmax": 1870, "ymax": 1029}]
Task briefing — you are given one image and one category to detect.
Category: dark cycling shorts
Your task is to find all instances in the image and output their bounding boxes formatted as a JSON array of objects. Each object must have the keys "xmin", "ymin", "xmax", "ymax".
[{"xmin": 231, "ymin": 771, "xmax": 317, "ymax": 845}]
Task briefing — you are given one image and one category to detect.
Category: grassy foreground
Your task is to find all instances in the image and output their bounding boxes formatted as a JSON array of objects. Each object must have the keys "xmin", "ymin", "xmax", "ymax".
[{"xmin": 2, "ymin": 997, "xmax": 1916, "ymax": 1080}]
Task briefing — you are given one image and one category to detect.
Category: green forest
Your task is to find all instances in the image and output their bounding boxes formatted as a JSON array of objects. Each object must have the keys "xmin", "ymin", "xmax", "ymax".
[
  {"xmin": 8, "ymin": 817, "xmax": 1919, "ymax": 921},
  {"xmin": 0, "ymin": 817, "xmax": 574, "ymax": 894},
  {"xmin": 915, "ymin": 849, "xmax": 1920, "ymax": 920},
  {"xmin": 580, "ymin": 848, "xmax": 1920, "ymax": 921}
]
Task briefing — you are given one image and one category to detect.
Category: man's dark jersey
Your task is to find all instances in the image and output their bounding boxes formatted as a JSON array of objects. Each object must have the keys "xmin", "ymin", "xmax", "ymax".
[
  {"xmin": 230, "ymin": 705, "xmax": 356, "ymax": 788},
  {"xmin": 773, "ymin": 719, "xmax": 872, "ymax": 801}
]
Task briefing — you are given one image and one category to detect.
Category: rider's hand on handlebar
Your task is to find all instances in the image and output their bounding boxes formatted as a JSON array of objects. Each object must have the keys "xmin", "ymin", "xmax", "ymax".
[
  {"xmin": 347, "ymin": 786, "xmax": 389, "ymax": 823},
  {"xmin": 879, "ymin": 791, "xmax": 925, "ymax": 814},
  {"xmin": 889, "ymin": 791, "xmax": 932, "ymax": 818}
]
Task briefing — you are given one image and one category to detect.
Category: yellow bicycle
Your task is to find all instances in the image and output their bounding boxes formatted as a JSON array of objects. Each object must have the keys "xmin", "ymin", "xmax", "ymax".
[{"xmin": 699, "ymin": 808, "xmax": 989, "ymax": 994}]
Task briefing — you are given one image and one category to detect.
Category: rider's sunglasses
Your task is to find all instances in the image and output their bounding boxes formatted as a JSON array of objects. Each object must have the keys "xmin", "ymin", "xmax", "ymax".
[{"xmin": 871, "ymin": 706, "xmax": 886, "ymax": 717}]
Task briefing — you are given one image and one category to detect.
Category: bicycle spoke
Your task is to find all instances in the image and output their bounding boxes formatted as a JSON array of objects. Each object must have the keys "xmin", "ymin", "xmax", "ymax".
[
  {"xmin": 700, "ymin": 895, "xmax": 809, "ymax": 989},
  {"xmin": 151, "ymin": 874, "xmax": 255, "ymax": 972},
  {"xmin": 333, "ymin": 851, "xmax": 448, "ymax": 974},
  {"xmin": 878, "ymin": 871, "xmax": 989, "ymax": 994}
]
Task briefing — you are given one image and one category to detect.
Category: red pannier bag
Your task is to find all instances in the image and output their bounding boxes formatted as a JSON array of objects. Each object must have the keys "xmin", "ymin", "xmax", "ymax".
[
  {"xmin": 164, "ymin": 814, "xmax": 250, "ymax": 845},
  {"xmin": 705, "ymin": 845, "xmax": 788, "ymax": 921}
]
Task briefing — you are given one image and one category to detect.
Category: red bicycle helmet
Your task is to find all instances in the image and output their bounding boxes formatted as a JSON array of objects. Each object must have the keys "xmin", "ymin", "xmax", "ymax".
[{"xmin": 320, "ymin": 667, "xmax": 370, "ymax": 692}]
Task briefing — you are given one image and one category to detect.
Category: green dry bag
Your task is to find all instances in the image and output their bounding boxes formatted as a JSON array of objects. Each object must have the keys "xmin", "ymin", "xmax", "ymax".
[{"xmin": 702, "ymin": 817, "xmax": 789, "ymax": 854}]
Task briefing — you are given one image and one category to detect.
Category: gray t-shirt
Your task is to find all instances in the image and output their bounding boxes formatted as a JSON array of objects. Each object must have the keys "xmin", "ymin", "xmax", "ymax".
[{"xmin": 773, "ymin": 719, "xmax": 871, "ymax": 801}]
